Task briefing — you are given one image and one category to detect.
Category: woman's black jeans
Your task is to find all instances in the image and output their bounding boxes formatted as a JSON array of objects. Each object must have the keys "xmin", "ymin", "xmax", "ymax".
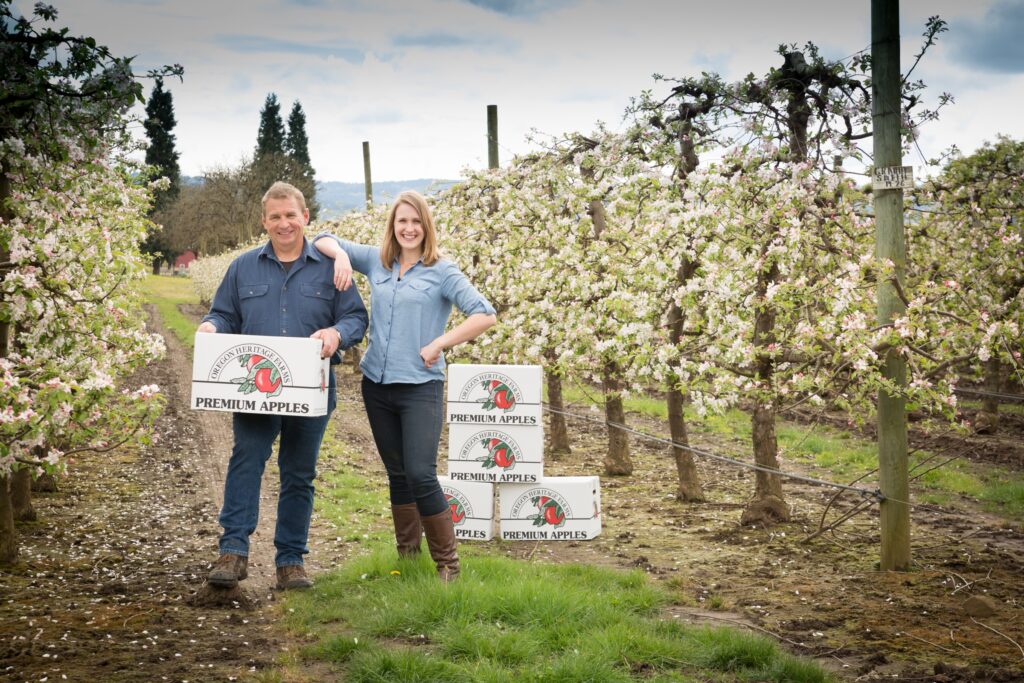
[{"xmin": 361, "ymin": 377, "xmax": 447, "ymax": 517}]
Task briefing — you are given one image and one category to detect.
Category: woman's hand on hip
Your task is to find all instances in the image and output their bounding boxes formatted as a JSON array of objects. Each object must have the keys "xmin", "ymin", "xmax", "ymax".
[{"xmin": 419, "ymin": 340, "xmax": 443, "ymax": 369}]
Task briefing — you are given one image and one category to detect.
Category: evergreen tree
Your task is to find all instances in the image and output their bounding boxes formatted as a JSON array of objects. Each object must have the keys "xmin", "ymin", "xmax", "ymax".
[
  {"xmin": 285, "ymin": 100, "xmax": 313, "ymax": 173},
  {"xmin": 143, "ymin": 77, "xmax": 180, "ymax": 213},
  {"xmin": 142, "ymin": 76, "xmax": 182, "ymax": 272},
  {"xmin": 255, "ymin": 93, "xmax": 286, "ymax": 160}
]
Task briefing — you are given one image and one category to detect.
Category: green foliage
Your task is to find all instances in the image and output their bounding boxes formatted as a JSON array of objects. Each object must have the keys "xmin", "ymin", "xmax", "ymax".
[
  {"xmin": 0, "ymin": 0, "xmax": 180, "ymax": 156},
  {"xmin": 144, "ymin": 77, "xmax": 181, "ymax": 212},
  {"xmin": 255, "ymin": 93, "xmax": 286, "ymax": 160}
]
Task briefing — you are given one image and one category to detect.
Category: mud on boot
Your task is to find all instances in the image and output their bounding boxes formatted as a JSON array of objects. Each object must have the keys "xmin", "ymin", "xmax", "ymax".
[{"xmin": 208, "ymin": 553, "xmax": 248, "ymax": 588}]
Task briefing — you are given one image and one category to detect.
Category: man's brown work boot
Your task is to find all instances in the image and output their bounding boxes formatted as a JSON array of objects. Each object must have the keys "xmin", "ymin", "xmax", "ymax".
[
  {"xmin": 208, "ymin": 553, "xmax": 248, "ymax": 588},
  {"xmin": 276, "ymin": 564, "xmax": 313, "ymax": 590}
]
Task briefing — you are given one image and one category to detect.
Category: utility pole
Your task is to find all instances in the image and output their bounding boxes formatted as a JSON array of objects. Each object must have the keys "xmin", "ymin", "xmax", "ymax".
[
  {"xmin": 487, "ymin": 104, "xmax": 498, "ymax": 169},
  {"xmin": 362, "ymin": 141, "xmax": 373, "ymax": 207},
  {"xmin": 872, "ymin": 0, "xmax": 911, "ymax": 571}
]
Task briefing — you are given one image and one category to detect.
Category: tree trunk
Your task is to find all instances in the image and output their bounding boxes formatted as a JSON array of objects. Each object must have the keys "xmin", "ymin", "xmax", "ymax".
[
  {"xmin": 151, "ymin": 257, "xmax": 162, "ymax": 275},
  {"xmin": 546, "ymin": 372, "xmax": 571, "ymax": 457},
  {"xmin": 0, "ymin": 164, "xmax": 17, "ymax": 563},
  {"xmin": 346, "ymin": 346, "xmax": 363, "ymax": 374},
  {"xmin": 665, "ymin": 260, "xmax": 704, "ymax": 502},
  {"xmin": 740, "ymin": 403, "xmax": 791, "ymax": 525},
  {"xmin": 975, "ymin": 357, "xmax": 1002, "ymax": 434},
  {"xmin": 0, "ymin": 475, "xmax": 16, "ymax": 564},
  {"xmin": 11, "ymin": 468, "xmax": 35, "ymax": 522},
  {"xmin": 602, "ymin": 367, "xmax": 633, "ymax": 476},
  {"xmin": 667, "ymin": 388, "xmax": 704, "ymax": 501},
  {"xmin": 740, "ymin": 262, "xmax": 791, "ymax": 526},
  {"xmin": 32, "ymin": 473, "xmax": 58, "ymax": 493}
]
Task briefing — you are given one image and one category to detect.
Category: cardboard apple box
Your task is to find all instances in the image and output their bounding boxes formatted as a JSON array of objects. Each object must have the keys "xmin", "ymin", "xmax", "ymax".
[
  {"xmin": 438, "ymin": 476, "xmax": 495, "ymax": 541},
  {"xmin": 447, "ymin": 423, "xmax": 543, "ymax": 483},
  {"xmin": 191, "ymin": 332, "xmax": 330, "ymax": 416},
  {"xmin": 446, "ymin": 364, "xmax": 542, "ymax": 426},
  {"xmin": 499, "ymin": 476, "xmax": 602, "ymax": 541}
]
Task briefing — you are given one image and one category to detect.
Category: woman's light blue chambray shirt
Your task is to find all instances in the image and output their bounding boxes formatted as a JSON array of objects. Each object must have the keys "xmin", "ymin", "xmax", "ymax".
[{"xmin": 315, "ymin": 235, "xmax": 495, "ymax": 385}]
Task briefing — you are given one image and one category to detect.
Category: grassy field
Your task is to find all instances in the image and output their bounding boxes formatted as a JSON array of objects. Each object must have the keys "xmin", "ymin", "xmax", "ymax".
[
  {"xmin": 271, "ymin": 435, "xmax": 833, "ymax": 683},
  {"xmin": 140, "ymin": 274, "xmax": 201, "ymax": 348}
]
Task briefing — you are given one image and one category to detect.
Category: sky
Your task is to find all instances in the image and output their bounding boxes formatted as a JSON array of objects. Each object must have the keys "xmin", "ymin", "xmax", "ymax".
[{"xmin": 23, "ymin": 0, "xmax": 1024, "ymax": 182}]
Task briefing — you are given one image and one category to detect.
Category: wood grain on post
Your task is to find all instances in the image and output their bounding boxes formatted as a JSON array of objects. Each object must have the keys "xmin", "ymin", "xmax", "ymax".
[{"xmin": 872, "ymin": 0, "xmax": 911, "ymax": 571}]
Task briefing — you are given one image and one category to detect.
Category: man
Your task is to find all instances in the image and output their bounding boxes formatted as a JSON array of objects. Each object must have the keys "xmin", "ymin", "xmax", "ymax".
[{"xmin": 197, "ymin": 182, "xmax": 367, "ymax": 590}]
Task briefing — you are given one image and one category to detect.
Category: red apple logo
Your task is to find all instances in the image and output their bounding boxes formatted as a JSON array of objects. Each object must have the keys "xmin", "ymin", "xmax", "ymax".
[
  {"xmin": 480, "ymin": 379, "xmax": 515, "ymax": 412},
  {"xmin": 446, "ymin": 493, "xmax": 466, "ymax": 525},
  {"xmin": 529, "ymin": 495, "xmax": 566, "ymax": 528},
  {"xmin": 235, "ymin": 354, "xmax": 283, "ymax": 397},
  {"xmin": 478, "ymin": 437, "xmax": 516, "ymax": 470}
]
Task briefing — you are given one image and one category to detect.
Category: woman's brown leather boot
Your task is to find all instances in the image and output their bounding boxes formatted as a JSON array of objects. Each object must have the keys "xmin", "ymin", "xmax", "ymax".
[{"xmin": 420, "ymin": 510, "xmax": 460, "ymax": 582}]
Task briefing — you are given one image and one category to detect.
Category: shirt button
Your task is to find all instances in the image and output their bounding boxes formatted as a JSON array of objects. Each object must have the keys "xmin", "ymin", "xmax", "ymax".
[
  {"xmin": 282, "ymin": 329, "xmax": 286, "ymax": 333},
  {"xmin": 282, "ymin": 308, "xmax": 286, "ymax": 312}
]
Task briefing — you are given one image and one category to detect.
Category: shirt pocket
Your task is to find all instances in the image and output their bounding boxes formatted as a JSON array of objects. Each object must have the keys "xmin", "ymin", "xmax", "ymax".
[
  {"xmin": 300, "ymin": 282, "xmax": 334, "ymax": 301},
  {"xmin": 407, "ymin": 279, "xmax": 433, "ymax": 302},
  {"xmin": 239, "ymin": 283, "xmax": 269, "ymax": 299}
]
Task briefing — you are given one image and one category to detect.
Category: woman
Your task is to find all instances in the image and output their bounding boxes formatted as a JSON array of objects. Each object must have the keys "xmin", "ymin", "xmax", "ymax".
[{"xmin": 314, "ymin": 190, "xmax": 496, "ymax": 582}]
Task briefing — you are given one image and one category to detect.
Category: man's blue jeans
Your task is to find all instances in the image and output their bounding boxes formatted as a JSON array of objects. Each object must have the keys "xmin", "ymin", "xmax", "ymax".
[
  {"xmin": 361, "ymin": 377, "xmax": 447, "ymax": 517},
  {"xmin": 218, "ymin": 409, "xmax": 331, "ymax": 567}
]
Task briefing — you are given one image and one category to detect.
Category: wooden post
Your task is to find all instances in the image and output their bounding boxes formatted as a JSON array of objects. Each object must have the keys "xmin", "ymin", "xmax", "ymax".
[
  {"xmin": 487, "ymin": 105, "xmax": 498, "ymax": 169},
  {"xmin": 362, "ymin": 141, "xmax": 372, "ymax": 207},
  {"xmin": 872, "ymin": 0, "xmax": 911, "ymax": 571}
]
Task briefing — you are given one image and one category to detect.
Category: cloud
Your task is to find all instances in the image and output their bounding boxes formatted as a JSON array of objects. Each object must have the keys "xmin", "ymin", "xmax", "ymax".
[
  {"xmin": 462, "ymin": 0, "xmax": 574, "ymax": 18},
  {"xmin": 346, "ymin": 109, "xmax": 407, "ymax": 125},
  {"xmin": 393, "ymin": 32, "xmax": 475, "ymax": 48},
  {"xmin": 949, "ymin": 0, "xmax": 1024, "ymax": 74},
  {"xmin": 218, "ymin": 34, "xmax": 365, "ymax": 64}
]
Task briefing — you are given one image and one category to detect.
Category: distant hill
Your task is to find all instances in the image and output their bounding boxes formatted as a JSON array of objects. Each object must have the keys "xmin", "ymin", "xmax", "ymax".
[
  {"xmin": 317, "ymin": 179, "xmax": 458, "ymax": 219},
  {"xmin": 178, "ymin": 176, "xmax": 458, "ymax": 220}
]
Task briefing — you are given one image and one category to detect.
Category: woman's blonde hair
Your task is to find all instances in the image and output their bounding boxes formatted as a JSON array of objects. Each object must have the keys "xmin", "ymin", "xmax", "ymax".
[{"xmin": 380, "ymin": 190, "xmax": 440, "ymax": 269}]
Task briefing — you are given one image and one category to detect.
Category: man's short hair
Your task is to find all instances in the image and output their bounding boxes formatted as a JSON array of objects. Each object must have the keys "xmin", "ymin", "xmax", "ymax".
[{"xmin": 262, "ymin": 181, "xmax": 307, "ymax": 214}]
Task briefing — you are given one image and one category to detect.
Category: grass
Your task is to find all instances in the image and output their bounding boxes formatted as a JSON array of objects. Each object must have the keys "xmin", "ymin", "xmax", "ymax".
[
  {"xmin": 555, "ymin": 382, "xmax": 1024, "ymax": 521},
  {"xmin": 278, "ymin": 438, "xmax": 832, "ymax": 682},
  {"xmin": 140, "ymin": 274, "xmax": 201, "ymax": 348}
]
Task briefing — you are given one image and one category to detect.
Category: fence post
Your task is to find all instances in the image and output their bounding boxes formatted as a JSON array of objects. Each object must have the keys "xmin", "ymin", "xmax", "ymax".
[
  {"xmin": 362, "ymin": 141, "xmax": 373, "ymax": 207},
  {"xmin": 487, "ymin": 104, "xmax": 498, "ymax": 169},
  {"xmin": 872, "ymin": 0, "xmax": 911, "ymax": 571}
]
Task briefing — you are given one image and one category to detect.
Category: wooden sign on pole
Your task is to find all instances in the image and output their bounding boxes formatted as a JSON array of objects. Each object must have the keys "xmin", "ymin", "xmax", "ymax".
[{"xmin": 872, "ymin": 165, "xmax": 914, "ymax": 191}]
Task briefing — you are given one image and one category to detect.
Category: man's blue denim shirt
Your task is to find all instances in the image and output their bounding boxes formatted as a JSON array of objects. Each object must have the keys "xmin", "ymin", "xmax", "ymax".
[{"xmin": 201, "ymin": 238, "xmax": 368, "ymax": 368}]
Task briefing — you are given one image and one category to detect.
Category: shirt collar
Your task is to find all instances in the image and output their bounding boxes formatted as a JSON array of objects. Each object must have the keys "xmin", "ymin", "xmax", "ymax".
[{"xmin": 257, "ymin": 237, "xmax": 322, "ymax": 263}]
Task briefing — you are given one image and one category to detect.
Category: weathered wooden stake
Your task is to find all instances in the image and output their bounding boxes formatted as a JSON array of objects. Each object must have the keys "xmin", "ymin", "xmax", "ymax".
[
  {"xmin": 872, "ymin": 0, "xmax": 911, "ymax": 571},
  {"xmin": 362, "ymin": 140, "xmax": 372, "ymax": 207},
  {"xmin": 487, "ymin": 105, "xmax": 498, "ymax": 169}
]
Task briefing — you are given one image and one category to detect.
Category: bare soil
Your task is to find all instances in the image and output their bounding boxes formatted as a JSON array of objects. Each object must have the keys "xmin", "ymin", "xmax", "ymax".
[{"xmin": 1, "ymin": 303, "xmax": 1022, "ymax": 682}]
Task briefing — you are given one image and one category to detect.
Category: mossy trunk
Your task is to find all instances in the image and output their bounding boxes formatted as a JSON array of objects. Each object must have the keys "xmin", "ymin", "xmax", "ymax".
[
  {"xmin": 11, "ymin": 468, "xmax": 36, "ymax": 522},
  {"xmin": 546, "ymin": 372, "xmax": 571, "ymax": 457},
  {"xmin": 602, "ymin": 368, "xmax": 633, "ymax": 476}
]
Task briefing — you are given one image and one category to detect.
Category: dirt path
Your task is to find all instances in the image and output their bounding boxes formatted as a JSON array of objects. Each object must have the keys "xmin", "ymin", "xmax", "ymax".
[{"xmin": 0, "ymin": 305, "xmax": 343, "ymax": 682}]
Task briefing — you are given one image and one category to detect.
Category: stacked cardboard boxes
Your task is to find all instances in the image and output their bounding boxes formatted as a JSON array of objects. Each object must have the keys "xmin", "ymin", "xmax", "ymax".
[{"xmin": 441, "ymin": 364, "xmax": 602, "ymax": 542}]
